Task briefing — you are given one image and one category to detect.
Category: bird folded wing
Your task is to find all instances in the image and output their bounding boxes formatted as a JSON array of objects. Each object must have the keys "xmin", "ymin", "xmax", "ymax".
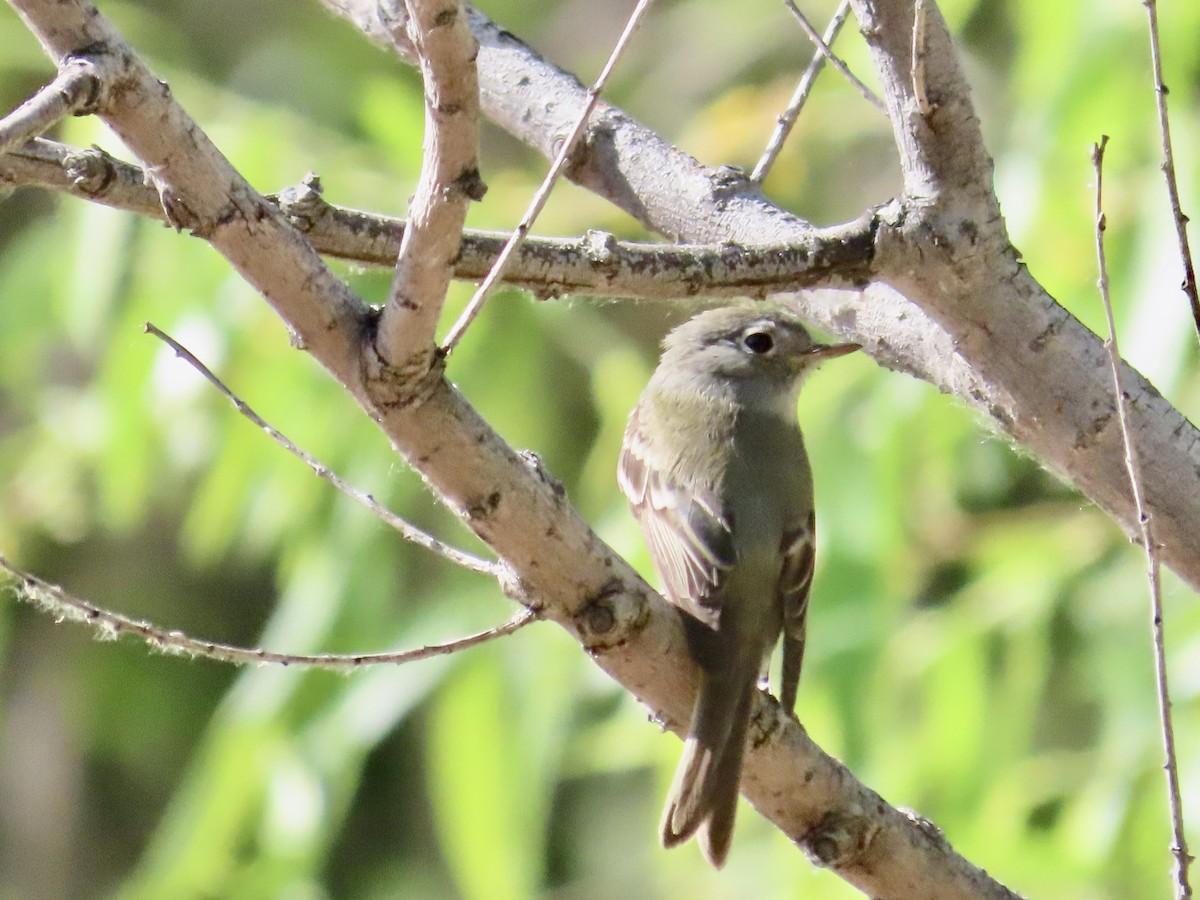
[{"xmin": 618, "ymin": 411, "xmax": 735, "ymax": 630}]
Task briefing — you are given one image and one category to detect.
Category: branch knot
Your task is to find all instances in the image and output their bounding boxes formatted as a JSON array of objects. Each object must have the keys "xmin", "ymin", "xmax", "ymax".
[
  {"xmin": 801, "ymin": 806, "xmax": 880, "ymax": 870},
  {"xmin": 361, "ymin": 318, "xmax": 444, "ymax": 412}
]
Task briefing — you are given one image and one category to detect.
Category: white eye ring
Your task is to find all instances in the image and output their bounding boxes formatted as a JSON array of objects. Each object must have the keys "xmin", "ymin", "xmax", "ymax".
[{"xmin": 741, "ymin": 328, "xmax": 775, "ymax": 355}]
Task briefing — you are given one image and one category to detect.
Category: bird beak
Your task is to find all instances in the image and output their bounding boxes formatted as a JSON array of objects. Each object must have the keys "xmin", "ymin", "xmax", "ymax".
[{"xmin": 808, "ymin": 341, "xmax": 861, "ymax": 361}]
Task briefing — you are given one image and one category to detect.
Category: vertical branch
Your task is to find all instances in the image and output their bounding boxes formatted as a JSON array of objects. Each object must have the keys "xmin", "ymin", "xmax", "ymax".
[
  {"xmin": 910, "ymin": 0, "xmax": 931, "ymax": 116},
  {"xmin": 1091, "ymin": 136, "xmax": 1193, "ymax": 900},
  {"xmin": 847, "ymin": 0, "xmax": 997, "ymax": 202},
  {"xmin": 374, "ymin": 0, "xmax": 482, "ymax": 375},
  {"xmin": 1141, "ymin": 0, "xmax": 1200, "ymax": 340}
]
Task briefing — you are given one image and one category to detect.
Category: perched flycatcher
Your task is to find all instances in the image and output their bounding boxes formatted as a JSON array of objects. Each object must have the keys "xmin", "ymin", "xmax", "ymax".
[{"xmin": 618, "ymin": 303, "xmax": 858, "ymax": 868}]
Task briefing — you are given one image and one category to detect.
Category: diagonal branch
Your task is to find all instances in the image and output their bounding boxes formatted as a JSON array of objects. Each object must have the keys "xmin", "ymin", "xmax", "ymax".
[
  {"xmin": 144, "ymin": 322, "xmax": 498, "ymax": 577},
  {"xmin": 782, "ymin": 0, "xmax": 884, "ymax": 111},
  {"xmin": 752, "ymin": 0, "xmax": 854, "ymax": 183},
  {"xmin": 325, "ymin": 1, "xmax": 823, "ymax": 243},
  {"xmin": 0, "ymin": 58, "xmax": 100, "ymax": 153},
  {"xmin": 375, "ymin": 0, "xmax": 481, "ymax": 373},
  {"xmin": 9, "ymin": 4, "xmax": 367, "ymax": 383},
  {"xmin": 841, "ymin": 0, "xmax": 1200, "ymax": 597}
]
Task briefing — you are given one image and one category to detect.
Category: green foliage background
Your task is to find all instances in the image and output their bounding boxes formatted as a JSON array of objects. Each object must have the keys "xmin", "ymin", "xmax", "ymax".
[{"xmin": 1, "ymin": 1, "xmax": 1198, "ymax": 897}]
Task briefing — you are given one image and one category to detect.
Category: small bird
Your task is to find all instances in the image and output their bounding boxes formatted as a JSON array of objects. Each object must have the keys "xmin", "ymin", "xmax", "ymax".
[{"xmin": 618, "ymin": 303, "xmax": 858, "ymax": 868}]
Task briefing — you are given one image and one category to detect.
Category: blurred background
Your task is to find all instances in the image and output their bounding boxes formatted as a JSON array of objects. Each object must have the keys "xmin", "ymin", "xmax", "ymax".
[{"xmin": 0, "ymin": 0, "xmax": 1198, "ymax": 897}]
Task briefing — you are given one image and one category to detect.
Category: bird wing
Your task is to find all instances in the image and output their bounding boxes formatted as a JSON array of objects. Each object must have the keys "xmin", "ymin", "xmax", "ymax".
[
  {"xmin": 777, "ymin": 510, "xmax": 815, "ymax": 710},
  {"xmin": 618, "ymin": 407, "xmax": 734, "ymax": 630}
]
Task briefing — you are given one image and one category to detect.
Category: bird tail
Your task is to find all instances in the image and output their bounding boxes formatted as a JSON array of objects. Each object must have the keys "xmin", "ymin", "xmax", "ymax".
[{"xmin": 660, "ymin": 667, "xmax": 756, "ymax": 868}]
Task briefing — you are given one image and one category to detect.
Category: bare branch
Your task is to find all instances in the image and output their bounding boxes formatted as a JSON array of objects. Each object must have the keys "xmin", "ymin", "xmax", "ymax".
[
  {"xmin": 782, "ymin": 0, "xmax": 884, "ymax": 111},
  {"xmin": 9, "ymin": 2, "xmax": 1025, "ymax": 893},
  {"xmin": 1091, "ymin": 136, "xmax": 1192, "ymax": 899},
  {"xmin": 911, "ymin": 0, "xmax": 931, "ymax": 115},
  {"xmin": 340, "ymin": 0, "xmax": 1200, "ymax": 597},
  {"xmin": 1, "ymin": 138, "xmax": 168, "ymax": 214},
  {"xmin": 752, "ymin": 0, "xmax": 853, "ymax": 183},
  {"xmin": 848, "ymin": 0, "xmax": 995, "ymax": 200},
  {"xmin": 1141, "ymin": 0, "xmax": 1200, "ymax": 341},
  {"xmin": 7, "ymin": 0, "xmax": 1194, "ymax": 894},
  {"xmin": 0, "ymin": 143, "xmax": 875, "ymax": 298},
  {"xmin": 375, "ymin": 0, "xmax": 481, "ymax": 373},
  {"xmin": 439, "ymin": 0, "xmax": 658, "ymax": 353},
  {"xmin": 144, "ymin": 322, "xmax": 499, "ymax": 577},
  {"xmin": 0, "ymin": 554, "xmax": 534, "ymax": 671},
  {"xmin": 0, "ymin": 59, "xmax": 100, "ymax": 153},
  {"xmin": 820, "ymin": 0, "xmax": 1200, "ymax": 598},
  {"xmin": 275, "ymin": 178, "xmax": 875, "ymax": 298},
  {"xmin": 10, "ymin": 0, "xmax": 368, "ymax": 386},
  {"xmin": 326, "ymin": 1, "xmax": 825, "ymax": 242}
]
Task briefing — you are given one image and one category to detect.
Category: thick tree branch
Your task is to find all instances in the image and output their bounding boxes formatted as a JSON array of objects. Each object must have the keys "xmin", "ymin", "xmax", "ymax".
[
  {"xmin": 9, "ymin": 2, "xmax": 367, "ymax": 379},
  {"xmin": 851, "ymin": 0, "xmax": 995, "ymax": 204},
  {"xmin": 323, "ymin": 0, "xmax": 822, "ymax": 244},
  {"xmin": 7, "ymin": 0, "xmax": 1019, "ymax": 895},
  {"xmin": 324, "ymin": 0, "xmax": 1200, "ymax": 596},
  {"xmin": 844, "ymin": 0, "xmax": 1200, "ymax": 592},
  {"xmin": 376, "ymin": 0, "xmax": 481, "ymax": 371}
]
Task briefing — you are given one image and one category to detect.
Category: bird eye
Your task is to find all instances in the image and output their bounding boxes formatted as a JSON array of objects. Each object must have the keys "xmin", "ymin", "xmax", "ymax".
[{"xmin": 742, "ymin": 329, "xmax": 775, "ymax": 355}]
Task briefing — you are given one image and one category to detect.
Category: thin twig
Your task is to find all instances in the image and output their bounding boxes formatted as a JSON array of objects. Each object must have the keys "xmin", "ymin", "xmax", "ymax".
[
  {"xmin": 751, "ymin": 0, "xmax": 853, "ymax": 183},
  {"xmin": 438, "ymin": 0, "xmax": 659, "ymax": 354},
  {"xmin": 1142, "ymin": 0, "xmax": 1199, "ymax": 341},
  {"xmin": 144, "ymin": 323, "xmax": 499, "ymax": 577},
  {"xmin": 1091, "ymin": 136, "xmax": 1193, "ymax": 899},
  {"xmin": 0, "ymin": 60, "xmax": 100, "ymax": 154},
  {"xmin": 0, "ymin": 553, "xmax": 534, "ymax": 671},
  {"xmin": 782, "ymin": 0, "xmax": 884, "ymax": 112},
  {"xmin": 911, "ymin": 0, "xmax": 931, "ymax": 115}
]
